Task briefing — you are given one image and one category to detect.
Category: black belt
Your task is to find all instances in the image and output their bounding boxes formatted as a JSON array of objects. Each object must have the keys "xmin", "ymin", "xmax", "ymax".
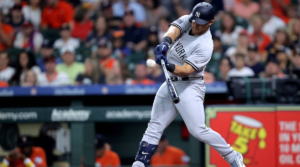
[{"xmin": 170, "ymin": 76, "xmax": 203, "ymax": 82}]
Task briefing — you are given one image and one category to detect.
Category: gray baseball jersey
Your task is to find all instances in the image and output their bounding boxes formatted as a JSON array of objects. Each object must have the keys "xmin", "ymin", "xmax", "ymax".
[
  {"xmin": 167, "ymin": 15, "xmax": 213, "ymax": 78},
  {"xmin": 132, "ymin": 15, "xmax": 238, "ymax": 167}
]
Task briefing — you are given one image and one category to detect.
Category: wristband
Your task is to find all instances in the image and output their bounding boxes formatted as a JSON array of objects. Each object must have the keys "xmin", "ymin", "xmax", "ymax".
[
  {"xmin": 162, "ymin": 36, "xmax": 172, "ymax": 45},
  {"xmin": 166, "ymin": 63, "xmax": 175, "ymax": 73}
]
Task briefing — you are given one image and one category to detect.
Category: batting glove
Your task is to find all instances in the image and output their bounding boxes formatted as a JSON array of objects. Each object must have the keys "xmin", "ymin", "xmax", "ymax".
[{"xmin": 154, "ymin": 42, "xmax": 169, "ymax": 56}]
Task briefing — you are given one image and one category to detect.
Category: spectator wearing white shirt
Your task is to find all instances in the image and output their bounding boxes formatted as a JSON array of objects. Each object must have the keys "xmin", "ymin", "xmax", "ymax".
[
  {"xmin": 0, "ymin": 51, "xmax": 15, "ymax": 86},
  {"xmin": 54, "ymin": 23, "xmax": 80, "ymax": 50},
  {"xmin": 248, "ymin": 3, "xmax": 285, "ymax": 39},
  {"xmin": 21, "ymin": 70, "xmax": 37, "ymax": 87},
  {"xmin": 225, "ymin": 31, "xmax": 249, "ymax": 62},
  {"xmin": 13, "ymin": 21, "xmax": 43, "ymax": 53},
  {"xmin": 38, "ymin": 56, "xmax": 70, "ymax": 86},
  {"xmin": 215, "ymin": 12, "xmax": 244, "ymax": 46},
  {"xmin": 22, "ymin": 0, "xmax": 42, "ymax": 29},
  {"xmin": 228, "ymin": 53, "xmax": 255, "ymax": 79}
]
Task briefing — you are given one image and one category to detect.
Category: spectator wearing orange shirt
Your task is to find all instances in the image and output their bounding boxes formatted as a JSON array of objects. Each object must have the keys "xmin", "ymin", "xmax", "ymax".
[
  {"xmin": 41, "ymin": 0, "xmax": 74, "ymax": 29},
  {"xmin": 249, "ymin": 15, "xmax": 271, "ymax": 53},
  {"xmin": 151, "ymin": 134, "xmax": 190, "ymax": 166},
  {"xmin": 98, "ymin": 38, "xmax": 122, "ymax": 84},
  {"xmin": 132, "ymin": 62, "xmax": 155, "ymax": 85},
  {"xmin": 0, "ymin": 11, "xmax": 14, "ymax": 51},
  {"xmin": 1, "ymin": 135, "xmax": 47, "ymax": 167},
  {"xmin": 71, "ymin": 6, "xmax": 93, "ymax": 41},
  {"xmin": 95, "ymin": 135, "xmax": 120, "ymax": 167}
]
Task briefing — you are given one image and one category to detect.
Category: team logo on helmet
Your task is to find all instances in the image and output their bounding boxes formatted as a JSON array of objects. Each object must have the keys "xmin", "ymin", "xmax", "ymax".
[{"xmin": 195, "ymin": 11, "xmax": 200, "ymax": 18}]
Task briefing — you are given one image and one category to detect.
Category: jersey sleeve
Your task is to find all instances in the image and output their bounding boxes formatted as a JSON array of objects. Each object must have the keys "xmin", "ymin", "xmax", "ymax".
[
  {"xmin": 185, "ymin": 46, "xmax": 213, "ymax": 72},
  {"xmin": 170, "ymin": 15, "xmax": 191, "ymax": 34}
]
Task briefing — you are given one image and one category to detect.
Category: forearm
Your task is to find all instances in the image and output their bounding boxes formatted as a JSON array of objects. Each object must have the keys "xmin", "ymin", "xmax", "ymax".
[
  {"xmin": 167, "ymin": 63, "xmax": 195, "ymax": 78},
  {"xmin": 163, "ymin": 26, "xmax": 181, "ymax": 43}
]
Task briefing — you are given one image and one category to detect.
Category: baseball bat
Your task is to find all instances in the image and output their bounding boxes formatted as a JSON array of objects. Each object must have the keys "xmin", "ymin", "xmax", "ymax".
[{"xmin": 160, "ymin": 59, "xmax": 180, "ymax": 104}]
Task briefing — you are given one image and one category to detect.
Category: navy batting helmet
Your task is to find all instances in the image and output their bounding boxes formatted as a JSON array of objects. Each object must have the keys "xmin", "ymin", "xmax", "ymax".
[{"xmin": 188, "ymin": 2, "xmax": 215, "ymax": 25}]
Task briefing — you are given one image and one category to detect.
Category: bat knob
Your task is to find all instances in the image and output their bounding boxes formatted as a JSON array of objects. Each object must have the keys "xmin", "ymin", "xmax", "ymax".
[{"xmin": 173, "ymin": 98, "xmax": 180, "ymax": 104}]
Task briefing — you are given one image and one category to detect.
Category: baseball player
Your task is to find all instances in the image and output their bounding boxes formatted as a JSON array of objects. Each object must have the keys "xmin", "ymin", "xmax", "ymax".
[{"xmin": 132, "ymin": 2, "xmax": 246, "ymax": 167}]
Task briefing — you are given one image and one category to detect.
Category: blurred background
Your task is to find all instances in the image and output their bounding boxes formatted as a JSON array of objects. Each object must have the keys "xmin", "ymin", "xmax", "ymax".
[{"xmin": 0, "ymin": 0, "xmax": 300, "ymax": 167}]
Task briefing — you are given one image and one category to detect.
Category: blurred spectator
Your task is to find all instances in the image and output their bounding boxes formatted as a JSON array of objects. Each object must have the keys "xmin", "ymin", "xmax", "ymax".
[
  {"xmin": 146, "ymin": 26, "xmax": 159, "ymax": 57},
  {"xmin": 265, "ymin": 28, "xmax": 292, "ymax": 61},
  {"xmin": 0, "ymin": 51, "xmax": 15, "ymax": 87},
  {"xmin": 56, "ymin": 46, "xmax": 85, "ymax": 84},
  {"xmin": 0, "ymin": 0, "xmax": 15, "ymax": 15},
  {"xmin": 71, "ymin": 6, "xmax": 93, "ymax": 41},
  {"xmin": 158, "ymin": 17, "xmax": 171, "ymax": 42},
  {"xmin": 38, "ymin": 56, "xmax": 70, "ymax": 86},
  {"xmin": 206, "ymin": 36, "xmax": 224, "ymax": 77},
  {"xmin": 143, "ymin": 0, "xmax": 169, "ymax": 27},
  {"xmin": 8, "ymin": 4, "xmax": 25, "ymax": 32},
  {"xmin": 41, "ymin": 0, "xmax": 74, "ymax": 29},
  {"xmin": 0, "ymin": 11, "xmax": 14, "ymax": 51},
  {"xmin": 54, "ymin": 23, "xmax": 80, "ymax": 50},
  {"xmin": 287, "ymin": 19, "xmax": 300, "ymax": 50},
  {"xmin": 13, "ymin": 21, "xmax": 44, "ymax": 52},
  {"xmin": 112, "ymin": 0, "xmax": 146, "ymax": 23},
  {"xmin": 36, "ymin": 39, "xmax": 62, "ymax": 72},
  {"xmin": 100, "ymin": 0, "xmax": 113, "ymax": 20},
  {"xmin": 3, "ymin": 135, "xmax": 47, "ymax": 167},
  {"xmin": 227, "ymin": 53, "xmax": 254, "ymax": 78},
  {"xmin": 215, "ymin": 12, "xmax": 244, "ymax": 46},
  {"xmin": 249, "ymin": 15, "xmax": 271, "ymax": 53},
  {"xmin": 100, "ymin": 1, "xmax": 123, "ymax": 32},
  {"xmin": 175, "ymin": 0, "xmax": 196, "ymax": 16},
  {"xmin": 147, "ymin": 56, "xmax": 164, "ymax": 83},
  {"xmin": 248, "ymin": 3, "xmax": 286, "ymax": 40},
  {"xmin": 233, "ymin": 0, "xmax": 259, "ymax": 20},
  {"xmin": 86, "ymin": 16, "xmax": 112, "ymax": 47},
  {"xmin": 217, "ymin": 57, "xmax": 233, "ymax": 81},
  {"xmin": 246, "ymin": 43, "xmax": 265, "ymax": 76},
  {"xmin": 21, "ymin": 70, "xmax": 38, "ymax": 86},
  {"xmin": 276, "ymin": 50, "xmax": 291, "ymax": 74},
  {"xmin": 270, "ymin": 0, "xmax": 291, "ymax": 24},
  {"xmin": 112, "ymin": 33, "xmax": 131, "ymax": 60},
  {"xmin": 260, "ymin": 58, "xmax": 285, "ymax": 78},
  {"xmin": 132, "ymin": 62, "xmax": 155, "ymax": 85},
  {"xmin": 34, "ymin": 124, "xmax": 57, "ymax": 167},
  {"xmin": 225, "ymin": 31, "xmax": 249, "ymax": 61},
  {"xmin": 151, "ymin": 134, "xmax": 189, "ymax": 166},
  {"xmin": 121, "ymin": 10, "xmax": 147, "ymax": 52},
  {"xmin": 22, "ymin": 0, "xmax": 42, "ymax": 29},
  {"xmin": 204, "ymin": 71, "xmax": 215, "ymax": 84},
  {"xmin": 95, "ymin": 135, "xmax": 120, "ymax": 167},
  {"xmin": 98, "ymin": 39, "xmax": 122, "ymax": 84},
  {"xmin": 75, "ymin": 57, "xmax": 104, "ymax": 85},
  {"xmin": 10, "ymin": 51, "xmax": 41, "ymax": 86},
  {"xmin": 292, "ymin": 51, "xmax": 300, "ymax": 77}
]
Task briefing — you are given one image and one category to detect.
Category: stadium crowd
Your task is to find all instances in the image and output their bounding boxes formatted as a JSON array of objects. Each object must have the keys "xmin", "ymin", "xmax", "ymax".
[{"xmin": 0, "ymin": 0, "xmax": 299, "ymax": 87}]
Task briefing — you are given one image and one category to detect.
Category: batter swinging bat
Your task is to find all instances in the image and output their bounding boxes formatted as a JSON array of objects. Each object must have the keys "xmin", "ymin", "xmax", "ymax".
[{"xmin": 160, "ymin": 59, "xmax": 180, "ymax": 104}]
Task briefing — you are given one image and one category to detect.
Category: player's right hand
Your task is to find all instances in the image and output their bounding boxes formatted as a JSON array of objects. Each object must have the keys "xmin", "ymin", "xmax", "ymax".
[
  {"xmin": 154, "ymin": 42, "xmax": 169, "ymax": 56},
  {"xmin": 155, "ymin": 53, "xmax": 168, "ymax": 65}
]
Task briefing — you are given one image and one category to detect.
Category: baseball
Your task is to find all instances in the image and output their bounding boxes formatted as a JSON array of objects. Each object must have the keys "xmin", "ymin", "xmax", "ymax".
[{"xmin": 146, "ymin": 59, "xmax": 156, "ymax": 67}]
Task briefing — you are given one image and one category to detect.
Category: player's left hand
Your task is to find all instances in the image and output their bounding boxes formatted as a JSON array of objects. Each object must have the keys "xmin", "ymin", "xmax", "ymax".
[{"xmin": 154, "ymin": 42, "xmax": 169, "ymax": 56}]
